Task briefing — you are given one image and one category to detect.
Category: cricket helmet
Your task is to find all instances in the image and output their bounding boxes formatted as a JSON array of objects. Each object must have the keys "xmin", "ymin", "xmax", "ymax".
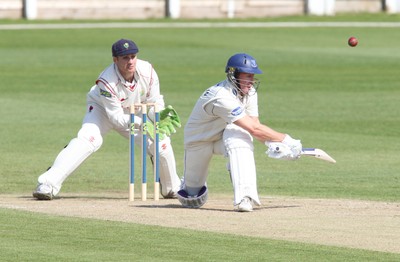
[
  {"xmin": 225, "ymin": 53, "xmax": 262, "ymax": 97},
  {"xmin": 225, "ymin": 53, "xmax": 262, "ymax": 75}
]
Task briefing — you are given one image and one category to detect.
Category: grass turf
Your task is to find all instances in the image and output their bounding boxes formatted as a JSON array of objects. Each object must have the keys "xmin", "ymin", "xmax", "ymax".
[
  {"xmin": 0, "ymin": 15, "xmax": 399, "ymax": 260},
  {"xmin": 1, "ymin": 26, "xmax": 399, "ymax": 201},
  {"xmin": 1, "ymin": 208, "xmax": 399, "ymax": 262}
]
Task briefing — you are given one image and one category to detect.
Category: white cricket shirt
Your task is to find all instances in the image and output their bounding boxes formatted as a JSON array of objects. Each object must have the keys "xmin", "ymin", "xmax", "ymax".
[{"xmin": 184, "ymin": 79, "xmax": 258, "ymax": 147}]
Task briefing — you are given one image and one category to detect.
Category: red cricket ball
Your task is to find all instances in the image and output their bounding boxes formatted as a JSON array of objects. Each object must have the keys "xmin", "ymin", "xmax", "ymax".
[{"xmin": 348, "ymin": 36, "xmax": 358, "ymax": 47}]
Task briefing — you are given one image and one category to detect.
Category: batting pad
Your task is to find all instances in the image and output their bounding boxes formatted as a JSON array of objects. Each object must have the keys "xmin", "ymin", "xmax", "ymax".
[
  {"xmin": 223, "ymin": 124, "xmax": 260, "ymax": 206},
  {"xmin": 227, "ymin": 147, "xmax": 261, "ymax": 206}
]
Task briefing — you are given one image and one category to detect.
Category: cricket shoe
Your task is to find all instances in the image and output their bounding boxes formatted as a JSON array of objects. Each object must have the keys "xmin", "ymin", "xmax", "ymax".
[
  {"xmin": 32, "ymin": 184, "xmax": 54, "ymax": 200},
  {"xmin": 237, "ymin": 197, "xmax": 253, "ymax": 212},
  {"xmin": 161, "ymin": 190, "xmax": 177, "ymax": 199},
  {"xmin": 160, "ymin": 181, "xmax": 179, "ymax": 199}
]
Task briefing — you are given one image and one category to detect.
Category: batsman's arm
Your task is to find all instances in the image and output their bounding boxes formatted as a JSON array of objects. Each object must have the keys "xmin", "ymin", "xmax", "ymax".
[{"xmin": 233, "ymin": 115, "xmax": 285, "ymax": 143}]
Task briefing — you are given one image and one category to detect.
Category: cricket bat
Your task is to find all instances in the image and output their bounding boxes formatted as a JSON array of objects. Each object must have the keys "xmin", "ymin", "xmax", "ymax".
[{"xmin": 302, "ymin": 148, "xmax": 336, "ymax": 163}]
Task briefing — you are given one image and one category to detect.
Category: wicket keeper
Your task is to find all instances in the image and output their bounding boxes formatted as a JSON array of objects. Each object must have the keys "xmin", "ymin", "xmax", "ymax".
[{"xmin": 33, "ymin": 39, "xmax": 182, "ymax": 200}]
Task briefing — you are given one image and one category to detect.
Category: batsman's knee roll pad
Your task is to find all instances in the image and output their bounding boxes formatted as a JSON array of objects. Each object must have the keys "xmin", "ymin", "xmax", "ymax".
[
  {"xmin": 177, "ymin": 186, "xmax": 208, "ymax": 208},
  {"xmin": 223, "ymin": 125, "xmax": 253, "ymax": 151}
]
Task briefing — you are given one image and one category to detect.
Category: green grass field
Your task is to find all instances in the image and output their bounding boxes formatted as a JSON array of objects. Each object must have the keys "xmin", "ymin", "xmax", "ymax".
[{"xmin": 1, "ymin": 14, "xmax": 400, "ymax": 261}]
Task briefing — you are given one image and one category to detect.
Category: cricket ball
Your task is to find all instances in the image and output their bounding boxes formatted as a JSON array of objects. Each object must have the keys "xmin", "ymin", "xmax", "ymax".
[{"xmin": 348, "ymin": 36, "xmax": 358, "ymax": 47}]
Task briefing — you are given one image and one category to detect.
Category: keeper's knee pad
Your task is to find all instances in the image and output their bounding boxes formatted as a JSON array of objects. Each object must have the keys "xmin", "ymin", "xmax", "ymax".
[{"xmin": 77, "ymin": 124, "xmax": 103, "ymax": 152}]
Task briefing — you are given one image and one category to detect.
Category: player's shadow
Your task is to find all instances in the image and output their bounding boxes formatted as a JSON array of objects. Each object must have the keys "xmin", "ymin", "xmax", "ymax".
[
  {"xmin": 135, "ymin": 203, "xmax": 300, "ymax": 212},
  {"xmin": 23, "ymin": 195, "xmax": 128, "ymax": 200},
  {"xmin": 258, "ymin": 204, "xmax": 300, "ymax": 210}
]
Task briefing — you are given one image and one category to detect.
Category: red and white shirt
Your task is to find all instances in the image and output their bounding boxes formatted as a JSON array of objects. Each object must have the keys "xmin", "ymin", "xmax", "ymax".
[{"xmin": 87, "ymin": 59, "xmax": 164, "ymax": 129}]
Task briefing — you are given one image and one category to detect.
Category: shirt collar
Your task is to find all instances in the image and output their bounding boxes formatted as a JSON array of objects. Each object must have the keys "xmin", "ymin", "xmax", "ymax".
[{"xmin": 114, "ymin": 64, "xmax": 137, "ymax": 88}]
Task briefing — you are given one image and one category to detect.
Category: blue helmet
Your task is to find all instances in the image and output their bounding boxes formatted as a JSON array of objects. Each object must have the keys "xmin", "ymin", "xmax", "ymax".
[
  {"xmin": 225, "ymin": 53, "xmax": 262, "ymax": 75},
  {"xmin": 225, "ymin": 53, "xmax": 262, "ymax": 97}
]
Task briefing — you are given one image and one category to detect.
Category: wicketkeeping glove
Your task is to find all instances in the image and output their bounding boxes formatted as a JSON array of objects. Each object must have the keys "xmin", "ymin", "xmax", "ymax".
[
  {"xmin": 146, "ymin": 105, "xmax": 181, "ymax": 141},
  {"xmin": 146, "ymin": 121, "xmax": 166, "ymax": 141},
  {"xmin": 159, "ymin": 105, "xmax": 181, "ymax": 135},
  {"xmin": 160, "ymin": 105, "xmax": 181, "ymax": 126}
]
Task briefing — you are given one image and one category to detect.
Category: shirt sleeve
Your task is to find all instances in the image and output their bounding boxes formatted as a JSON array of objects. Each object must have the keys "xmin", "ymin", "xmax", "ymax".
[
  {"xmin": 204, "ymin": 96, "xmax": 246, "ymax": 124},
  {"xmin": 140, "ymin": 66, "xmax": 165, "ymax": 121},
  {"xmin": 96, "ymin": 81, "xmax": 131, "ymax": 128},
  {"xmin": 245, "ymin": 92, "xmax": 259, "ymax": 117},
  {"xmin": 143, "ymin": 67, "xmax": 163, "ymax": 103}
]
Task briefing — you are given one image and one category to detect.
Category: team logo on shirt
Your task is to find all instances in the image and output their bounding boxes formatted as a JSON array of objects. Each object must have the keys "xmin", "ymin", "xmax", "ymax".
[
  {"xmin": 232, "ymin": 88, "xmax": 237, "ymax": 96},
  {"xmin": 100, "ymin": 88, "xmax": 111, "ymax": 98},
  {"xmin": 231, "ymin": 106, "xmax": 243, "ymax": 116},
  {"xmin": 201, "ymin": 88, "xmax": 211, "ymax": 98}
]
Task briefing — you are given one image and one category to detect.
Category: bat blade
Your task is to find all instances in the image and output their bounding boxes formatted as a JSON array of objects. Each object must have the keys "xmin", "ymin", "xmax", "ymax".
[{"xmin": 301, "ymin": 148, "xmax": 336, "ymax": 163}]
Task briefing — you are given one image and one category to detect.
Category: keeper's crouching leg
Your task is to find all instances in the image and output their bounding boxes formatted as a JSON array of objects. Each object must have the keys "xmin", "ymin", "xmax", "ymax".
[
  {"xmin": 148, "ymin": 136, "xmax": 181, "ymax": 198},
  {"xmin": 35, "ymin": 124, "xmax": 103, "ymax": 197}
]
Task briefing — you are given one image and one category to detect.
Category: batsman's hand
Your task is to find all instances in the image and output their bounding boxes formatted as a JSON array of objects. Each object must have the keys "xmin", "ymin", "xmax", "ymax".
[
  {"xmin": 282, "ymin": 134, "xmax": 302, "ymax": 157},
  {"xmin": 266, "ymin": 134, "xmax": 302, "ymax": 160}
]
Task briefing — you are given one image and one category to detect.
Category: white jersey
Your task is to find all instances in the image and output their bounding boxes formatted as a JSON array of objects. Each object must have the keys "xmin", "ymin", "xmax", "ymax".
[
  {"xmin": 37, "ymin": 59, "xmax": 181, "ymax": 198},
  {"xmin": 184, "ymin": 79, "xmax": 258, "ymax": 147},
  {"xmin": 87, "ymin": 59, "xmax": 164, "ymax": 129}
]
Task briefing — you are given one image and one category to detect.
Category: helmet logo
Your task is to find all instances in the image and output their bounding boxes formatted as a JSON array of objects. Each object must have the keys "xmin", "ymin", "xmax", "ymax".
[{"xmin": 251, "ymin": 59, "xmax": 258, "ymax": 68}]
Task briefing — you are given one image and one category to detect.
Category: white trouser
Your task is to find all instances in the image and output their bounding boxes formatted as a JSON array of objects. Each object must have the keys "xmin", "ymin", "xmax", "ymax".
[
  {"xmin": 38, "ymin": 102, "xmax": 181, "ymax": 196},
  {"xmin": 183, "ymin": 124, "xmax": 260, "ymax": 205},
  {"xmin": 183, "ymin": 140, "xmax": 224, "ymax": 196}
]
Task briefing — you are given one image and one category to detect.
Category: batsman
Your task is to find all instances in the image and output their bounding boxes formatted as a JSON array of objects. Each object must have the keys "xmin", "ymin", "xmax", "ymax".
[
  {"xmin": 178, "ymin": 53, "xmax": 302, "ymax": 212},
  {"xmin": 33, "ymin": 39, "xmax": 182, "ymax": 200}
]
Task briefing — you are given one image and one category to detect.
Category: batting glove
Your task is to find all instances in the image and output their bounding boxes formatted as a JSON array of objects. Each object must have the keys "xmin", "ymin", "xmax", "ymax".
[
  {"xmin": 282, "ymin": 134, "xmax": 302, "ymax": 158},
  {"xmin": 266, "ymin": 134, "xmax": 302, "ymax": 161}
]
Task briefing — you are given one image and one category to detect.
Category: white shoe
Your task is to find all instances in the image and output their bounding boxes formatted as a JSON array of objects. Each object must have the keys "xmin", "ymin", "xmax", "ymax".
[
  {"xmin": 32, "ymin": 184, "xmax": 54, "ymax": 200},
  {"xmin": 237, "ymin": 197, "xmax": 253, "ymax": 212},
  {"xmin": 159, "ymin": 182, "xmax": 178, "ymax": 199}
]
